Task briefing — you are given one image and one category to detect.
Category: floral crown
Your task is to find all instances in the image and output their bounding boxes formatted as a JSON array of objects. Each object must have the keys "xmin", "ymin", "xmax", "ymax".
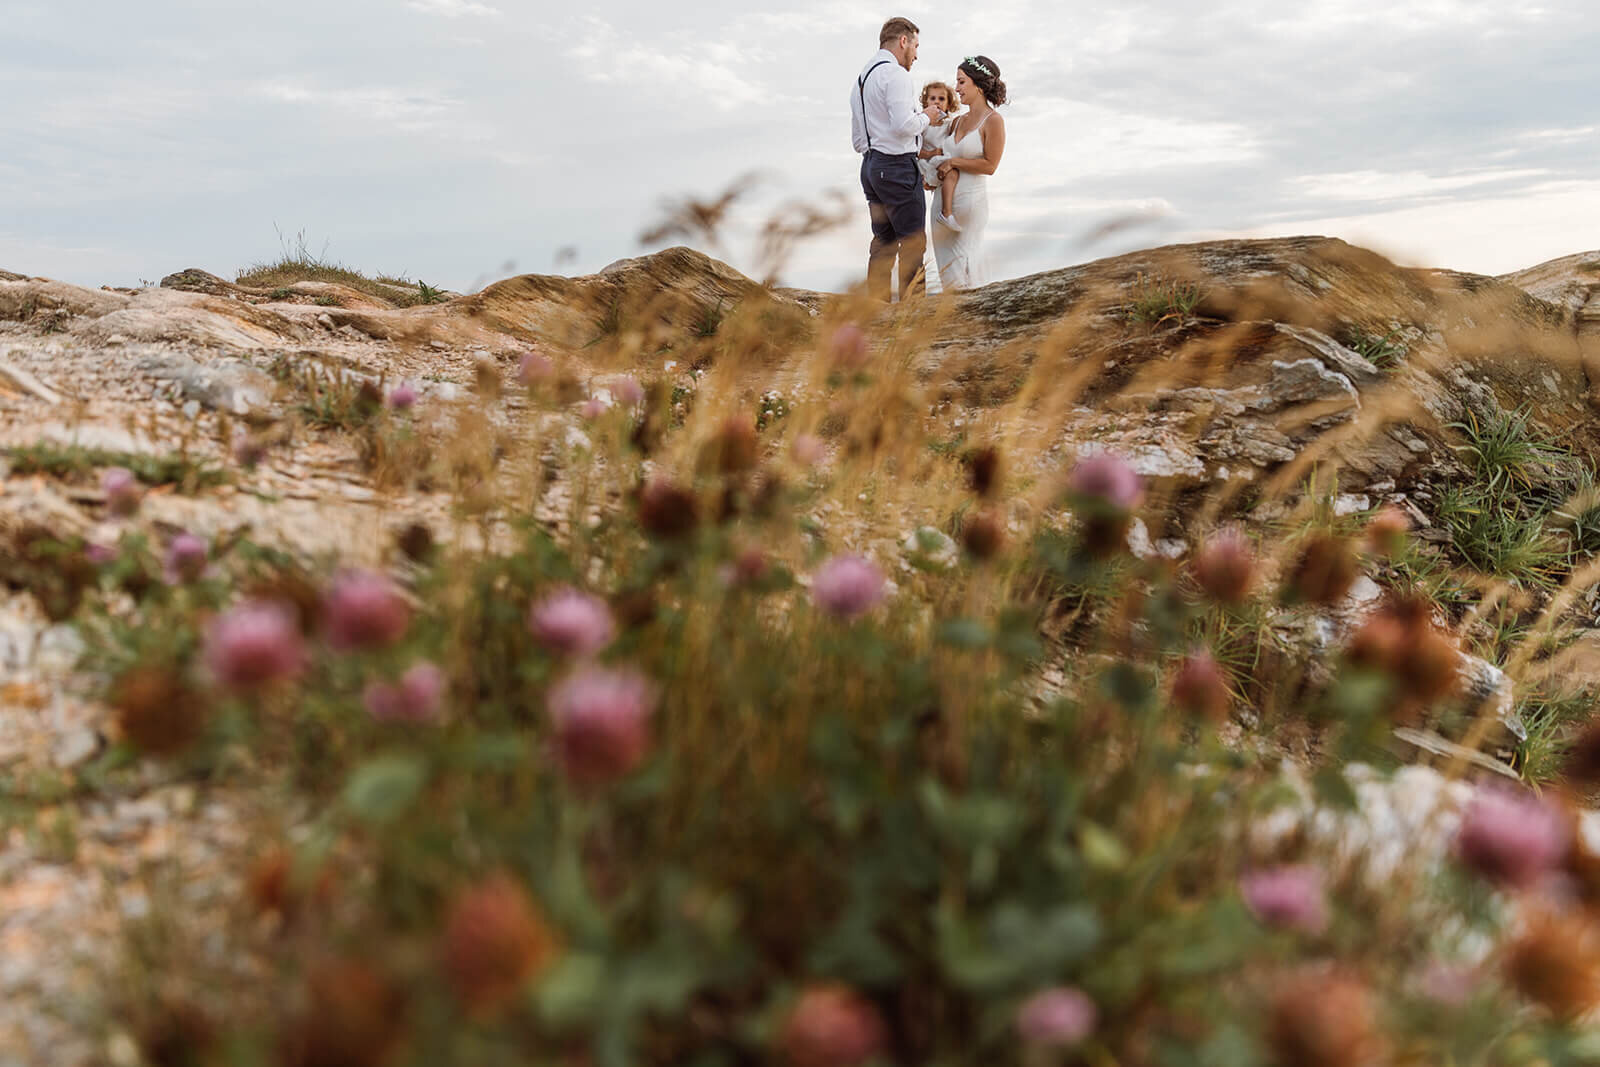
[{"xmin": 961, "ymin": 56, "xmax": 995, "ymax": 78}]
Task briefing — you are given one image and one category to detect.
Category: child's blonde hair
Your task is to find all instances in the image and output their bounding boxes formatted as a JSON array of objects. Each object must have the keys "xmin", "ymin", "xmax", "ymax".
[{"xmin": 920, "ymin": 80, "xmax": 958, "ymax": 113}]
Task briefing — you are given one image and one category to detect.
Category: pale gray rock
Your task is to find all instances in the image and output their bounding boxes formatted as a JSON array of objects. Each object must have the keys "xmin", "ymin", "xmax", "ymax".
[{"xmin": 136, "ymin": 353, "xmax": 275, "ymax": 415}]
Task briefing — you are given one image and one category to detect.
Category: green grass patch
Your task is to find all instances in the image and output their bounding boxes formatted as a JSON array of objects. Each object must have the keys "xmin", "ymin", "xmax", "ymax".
[
  {"xmin": 1124, "ymin": 273, "xmax": 1204, "ymax": 325},
  {"xmin": 1515, "ymin": 688, "xmax": 1595, "ymax": 783},
  {"xmin": 1339, "ymin": 326, "xmax": 1408, "ymax": 370},
  {"xmin": 237, "ymin": 227, "xmax": 423, "ymax": 307},
  {"xmin": 5, "ymin": 443, "xmax": 228, "ymax": 492}
]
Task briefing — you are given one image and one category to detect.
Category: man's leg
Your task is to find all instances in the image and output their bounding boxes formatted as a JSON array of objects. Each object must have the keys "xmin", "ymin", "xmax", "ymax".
[
  {"xmin": 875, "ymin": 153, "xmax": 928, "ymax": 301},
  {"xmin": 897, "ymin": 229, "xmax": 928, "ymax": 300},
  {"xmin": 862, "ymin": 154, "xmax": 896, "ymax": 302},
  {"xmin": 867, "ymin": 208, "xmax": 896, "ymax": 303}
]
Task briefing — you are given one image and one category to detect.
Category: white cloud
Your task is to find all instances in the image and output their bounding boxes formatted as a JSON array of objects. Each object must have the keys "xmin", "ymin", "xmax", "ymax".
[
  {"xmin": 259, "ymin": 83, "xmax": 463, "ymax": 132},
  {"xmin": 1008, "ymin": 96, "xmax": 1262, "ymax": 180},
  {"xmin": 1199, "ymin": 179, "xmax": 1600, "ymax": 275},
  {"xmin": 565, "ymin": 16, "xmax": 766, "ymax": 110},
  {"xmin": 1288, "ymin": 167, "xmax": 1549, "ymax": 203},
  {"xmin": 406, "ymin": 0, "xmax": 498, "ymax": 16}
]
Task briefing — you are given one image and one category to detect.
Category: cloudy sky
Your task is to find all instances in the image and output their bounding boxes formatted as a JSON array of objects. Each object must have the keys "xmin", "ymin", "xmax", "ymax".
[{"xmin": 3, "ymin": 0, "xmax": 1597, "ymax": 293}]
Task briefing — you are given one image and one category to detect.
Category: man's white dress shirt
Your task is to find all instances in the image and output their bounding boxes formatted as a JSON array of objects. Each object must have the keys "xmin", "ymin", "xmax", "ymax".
[{"xmin": 850, "ymin": 49, "xmax": 929, "ymax": 156}]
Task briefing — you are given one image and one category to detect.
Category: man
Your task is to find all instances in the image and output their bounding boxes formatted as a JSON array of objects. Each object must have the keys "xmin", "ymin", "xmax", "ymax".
[{"xmin": 850, "ymin": 17, "xmax": 944, "ymax": 302}]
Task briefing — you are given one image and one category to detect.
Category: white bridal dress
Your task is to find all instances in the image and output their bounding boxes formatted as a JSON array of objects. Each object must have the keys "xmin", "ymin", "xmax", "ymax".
[{"xmin": 930, "ymin": 110, "xmax": 993, "ymax": 290}]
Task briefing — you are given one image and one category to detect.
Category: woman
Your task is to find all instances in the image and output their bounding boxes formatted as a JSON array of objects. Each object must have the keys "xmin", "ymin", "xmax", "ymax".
[{"xmin": 930, "ymin": 55, "xmax": 1008, "ymax": 291}]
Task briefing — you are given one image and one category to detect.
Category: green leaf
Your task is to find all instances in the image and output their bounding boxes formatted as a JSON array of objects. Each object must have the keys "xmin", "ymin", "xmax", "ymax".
[
  {"xmin": 937, "ymin": 903, "xmax": 1100, "ymax": 992},
  {"xmin": 1313, "ymin": 766, "xmax": 1359, "ymax": 811},
  {"xmin": 341, "ymin": 755, "xmax": 428, "ymax": 825},
  {"xmin": 1079, "ymin": 820, "xmax": 1129, "ymax": 872},
  {"xmin": 536, "ymin": 952, "xmax": 607, "ymax": 1027},
  {"xmin": 937, "ymin": 618, "xmax": 992, "ymax": 648}
]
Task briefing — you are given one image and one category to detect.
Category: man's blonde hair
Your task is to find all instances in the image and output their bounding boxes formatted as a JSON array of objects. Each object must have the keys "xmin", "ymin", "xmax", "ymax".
[{"xmin": 879, "ymin": 16, "xmax": 919, "ymax": 47}]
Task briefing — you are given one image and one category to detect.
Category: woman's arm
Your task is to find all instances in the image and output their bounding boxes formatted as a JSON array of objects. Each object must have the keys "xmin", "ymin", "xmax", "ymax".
[{"xmin": 944, "ymin": 113, "xmax": 1007, "ymax": 176}]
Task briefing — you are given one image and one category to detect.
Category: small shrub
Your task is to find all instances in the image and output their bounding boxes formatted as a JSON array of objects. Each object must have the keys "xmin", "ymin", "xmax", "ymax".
[
  {"xmin": 1124, "ymin": 273, "xmax": 1204, "ymax": 324},
  {"xmin": 1340, "ymin": 325, "xmax": 1408, "ymax": 370},
  {"xmin": 692, "ymin": 296, "xmax": 727, "ymax": 338}
]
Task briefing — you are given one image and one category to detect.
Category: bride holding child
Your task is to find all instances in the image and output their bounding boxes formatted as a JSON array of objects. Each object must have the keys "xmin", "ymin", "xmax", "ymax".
[{"xmin": 918, "ymin": 56, "xmax": 1007, "ymax": 290}]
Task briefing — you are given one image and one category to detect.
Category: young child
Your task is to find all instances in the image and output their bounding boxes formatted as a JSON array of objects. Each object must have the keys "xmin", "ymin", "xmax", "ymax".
[{"xmin": 916, "ymin": 81, "xmax": 962, "ymax": 232}]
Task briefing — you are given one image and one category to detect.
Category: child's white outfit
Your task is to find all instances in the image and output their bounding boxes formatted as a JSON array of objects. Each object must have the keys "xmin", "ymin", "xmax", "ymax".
[{"xmin": 916, "ymin": 122, "xmax": 952, "ymax": 188}]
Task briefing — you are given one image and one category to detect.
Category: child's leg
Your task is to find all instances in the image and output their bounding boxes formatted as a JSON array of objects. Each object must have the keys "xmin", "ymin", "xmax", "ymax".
[{"xmin": 940, "ymin": 167, "xmax": 959, "ymax": 219}]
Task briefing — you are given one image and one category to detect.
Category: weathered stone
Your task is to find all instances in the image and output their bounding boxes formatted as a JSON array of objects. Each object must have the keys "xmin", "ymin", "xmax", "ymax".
[
  {"xmin": 136, "ymin": 353, "xmax": 275, "ymax": 415},
  {"xmin": 158, "ymin": 268, "xmax": 238, "ymax": 296}
]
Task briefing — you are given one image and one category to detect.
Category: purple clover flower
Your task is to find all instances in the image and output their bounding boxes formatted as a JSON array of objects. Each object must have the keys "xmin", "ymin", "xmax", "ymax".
[
  {"xmin": 546, "ymin": 667, "xmax": 656, "ymax": 786},
  {"xmin": 323, "ymin": 570, "xmax": 410, "ymax": 651},
  {"xmin": 1240, "ymin": 864, "xmax": 1330, "ymax": 934},
  {"xmin": 1016, "ymin": 987, "xmax": 1097, "ymax": 1047},
  {"xmin": 528, "ymin": 587, "xmax": 616, "ymax": 658},
  {"xmin": 811, "ymin": 555, "xmax": 886, "ymax": 621},
  {"xmin": 204, "ymin": 601, "xmax": 306, "ymax": 689}
]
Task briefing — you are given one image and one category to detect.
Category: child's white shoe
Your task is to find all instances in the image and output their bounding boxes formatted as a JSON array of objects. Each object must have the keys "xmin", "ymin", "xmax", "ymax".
[{"xmin": 935, "ymin": 211, "xmax": 962, "ymax": 232}]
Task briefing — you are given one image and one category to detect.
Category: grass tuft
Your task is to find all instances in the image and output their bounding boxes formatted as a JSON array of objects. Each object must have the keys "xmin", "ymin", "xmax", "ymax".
[{"xmin": 6, "ymin": 443, "xmax": 227, "ymax": 492}]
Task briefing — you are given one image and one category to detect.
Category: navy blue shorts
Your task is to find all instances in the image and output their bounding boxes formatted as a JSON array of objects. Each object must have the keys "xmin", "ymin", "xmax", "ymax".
[{"xmin": 860, "ymin": 151, "xmax": 925, "ymax": 242}]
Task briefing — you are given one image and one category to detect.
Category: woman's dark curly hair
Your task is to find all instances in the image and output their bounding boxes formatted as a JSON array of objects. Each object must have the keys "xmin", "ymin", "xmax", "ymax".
[{"xmin": 957, "ymin": 55, "xmax": 1007, "ymax": 106}]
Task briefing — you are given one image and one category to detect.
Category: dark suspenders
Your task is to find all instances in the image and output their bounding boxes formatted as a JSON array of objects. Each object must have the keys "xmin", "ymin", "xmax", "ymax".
[{"xmin": 858, "ymin": 59, "xmax": 892, "ymax": 153}]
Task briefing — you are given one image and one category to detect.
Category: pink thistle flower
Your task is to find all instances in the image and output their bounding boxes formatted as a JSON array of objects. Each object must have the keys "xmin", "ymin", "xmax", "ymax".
[
  {"xmin": 387, "ymin": 382, "xmax": 418, "ymax": 410},
  {"xmin": 811, "ymin": 555, "xmax": 885, "ymax": 621},
  {"xmin": 609, "ymin": 375, "xmax": 645, "ymax": 406},
  {"xmin": 1016, "ymin": 987, "xmax": 1097, "ymax": 1047},
  {"xmin": 232, "ymin": 433, "xmax": 267, "ymax": 469},
  {"xmin": 163, "ymin": 532, "xmax": 208, "ymax": 584},
  {"xmin": 828, "ymin": 323, "xmax": 871, "ymax": 371},
  {"xmin": 323, "ymin": 570, "xmax": 410, "ymax": 652},
  {"xmin": 579, "ymin": 397, "xmax": 607, "ymax": 420},
  {"xmin": 1171, "ymin": 648, "xmax": 1231, "ymax": 722},
  {"xmin": 85, "ymin": 542, "xmax": 118, "ymax": 566},
  {"xmin": 528, "ymin": 587, "xmax": 616, "ymax": 658},
  {"xmin": 779, "ymin": 985, "xmax": 886, "ymax": 1067},
  {"xmin": 546, "ymin": 667, "xmax": 656, "ymax": 786},
  {"xmin": 1192, "ymin": 527, "xmax": 1256, "ymax": 604},
  {"xmin": 364, "ymin": 661, "xmax": 446, "ymax": 724},
  {"xmin": 204, "ymin": 601, "xmax": 306, "ymax": 689},
  {"xmin": 1240, "ymin": 864, "xmax": 1329, "ymax": 934},
  {"xmin": 102, "ymin": 467, "xmax": 142, "ymax": 517},
  {"xmin": 518, "ymin": 351, "xmax": 554, "ymax": 385},
  {"xmin": 1456, "ymin": 785, "xmax": 1569, "ymax": 889},
  {"xmin": 792, "ymin": 434, "xmax": 827, "ymax": 467},
  {"xmin": 1065, "ymin": 451, "xmax": 1144, "ymax": 513}
]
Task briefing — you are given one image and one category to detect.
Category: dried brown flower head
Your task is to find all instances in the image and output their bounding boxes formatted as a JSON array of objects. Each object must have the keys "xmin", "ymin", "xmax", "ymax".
[
  {"xmin": 474, "ymin": 358, "xmax": 502, "ymax": 399},
  {"xmin": 710, "ymin": 414, "xmax": 760, "ymax": 475},
  {"xmin": 136, "ymin": 992, "xmax": 216, "ymax": 1067},
  {"xmin": 1284, "ymin": 533, "xmax": 1360, "ymax": 606},
  {"xmin": 1171, "ymin": 650, "xmax": 1231, "ymax": 722},
  {"xmin": 961, "ymin": 508, "xmax": 1007, "ymax": 560},
  {"xmin": 1345, "ymin": 595, "xmax": 1461, "ymax": 717},
  {"xmin": 1266, "ymin": 970, "xmax": 1382, "ymax": 1067},
  {"xmin": 1564, "ymin": 721, "xmax": 1600, "ymax": 790},
  {"xmin": 1504, "ymin": 910, "xmax": 1600, "ymax": 1020},
  {"xmin": 967, "ymin": 445, "xmax": 1002, "ymax": 498},
  {"xmin": 637, "ymin": 477, "xmax": 699, "ymax": 540},
  {"xmin": 395, "ymin": 521, "xmax": 435, "ymax": 563},
  {"xmin": 441, "ymin": 873, "xmax": 560, "ymax": 1017},
  {"xmin": 111, "ymin": 664, "xmax": 209, "ymax": 757},
  {"xmin": 280, "ymin": 959, "xmax": 406, "ymax": 1067},
  {"xmin": 1364, "ymin": 505, "xmax": 1411, "ymax": 558}
]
